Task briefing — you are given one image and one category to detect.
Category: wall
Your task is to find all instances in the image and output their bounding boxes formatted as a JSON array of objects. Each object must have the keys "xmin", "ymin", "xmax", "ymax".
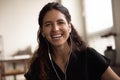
[
  {"xmin": 112, "ymin": 0, "xmax": 120, "ymax": 64},
  {"xmin": 0, "ymin": 0, "xmax": 59, "ymax": 57}
]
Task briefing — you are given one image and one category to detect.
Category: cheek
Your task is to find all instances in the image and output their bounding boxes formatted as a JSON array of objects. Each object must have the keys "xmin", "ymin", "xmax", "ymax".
[
  {"xmin": 66, "ymin": 26, "xmax": 71, "ymax": 33},
  {"xmin": 68, "ymin": 24, "xmax": 71, "ymax": 33},
  {"xmin": 43, "ymin": 28, "xmax": 51, "ymax": 37},
  {"xmin": 68, "ymin": 27, "xmax": 71, "ymax": 33}
]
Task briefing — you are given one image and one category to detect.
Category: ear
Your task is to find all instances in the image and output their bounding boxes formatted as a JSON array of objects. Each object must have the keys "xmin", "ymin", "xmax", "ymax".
[
  {"xmin": 40, "ymin": 28, "xmax": 45, "ymax": 37},
  {"xmin": 68, "ymin": 23, "xmax": 72, "ymax": 33}
]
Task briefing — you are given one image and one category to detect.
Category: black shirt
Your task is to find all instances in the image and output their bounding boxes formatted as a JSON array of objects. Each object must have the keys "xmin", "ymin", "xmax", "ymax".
[{"xmin": 25, "ymin": 47, "xmax": 110, "ymax": 80}]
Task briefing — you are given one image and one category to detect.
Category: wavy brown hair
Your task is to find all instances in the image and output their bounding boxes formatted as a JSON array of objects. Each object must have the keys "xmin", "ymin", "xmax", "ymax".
[{"xmin": 27, "ymin": 2, "xmax": 87, "ymax": 80}]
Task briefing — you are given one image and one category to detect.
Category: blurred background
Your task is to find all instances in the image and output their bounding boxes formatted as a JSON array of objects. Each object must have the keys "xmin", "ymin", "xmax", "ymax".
[{"xmin": 0, "ymin": 0, "xmax": 120, "ymax": 80}]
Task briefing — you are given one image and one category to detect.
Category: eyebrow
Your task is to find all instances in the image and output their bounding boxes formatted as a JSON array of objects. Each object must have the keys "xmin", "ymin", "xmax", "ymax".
[
  {"xmin": 43, "ymin": 21, "xmax": 52, "ymax": 24},
  {"xmin": 57, "ymin": 19, "xmax": 65, "ymax": 22},
  {"xmin": 43, "ymin": 18, "xmax": 65, "ymax": 24}
]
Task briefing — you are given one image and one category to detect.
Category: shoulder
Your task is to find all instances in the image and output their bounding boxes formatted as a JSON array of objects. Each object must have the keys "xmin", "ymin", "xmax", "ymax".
[
  {"xmin": 75, "ymin": 47, "xmax": 105, "ymax": 59},
  {"xmin": 78, "ymin": 47, "xmax": 111, "ymax": 78},
  {"xmin": 72, "ymin": 47, "xmax": 110, "ymax": 65},
  {"xmin": 86, "ymin": 47, "xmax": 110, "ymax": 64},
  {"xmin": 86, "ymin": 47, "xmax": 110, "ymax": 77},
  {"xmin": 77, "ymin": 47, "xmax": 110, "ymax": 66},
  {"xmin": 75, "ymin": 47, "xmax": 110, "ymax": 70}
]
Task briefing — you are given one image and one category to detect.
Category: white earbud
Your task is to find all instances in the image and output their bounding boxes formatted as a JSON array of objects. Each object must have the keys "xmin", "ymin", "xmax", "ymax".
[{"xmin": 42, "ymin": 33, "xmax": 45, "ymax": 37}]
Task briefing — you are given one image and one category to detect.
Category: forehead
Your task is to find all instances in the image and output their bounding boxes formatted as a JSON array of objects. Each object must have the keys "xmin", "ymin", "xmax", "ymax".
[{"xmin": 43, "ymin": 9, "xmax": 66, "ymax": 22}]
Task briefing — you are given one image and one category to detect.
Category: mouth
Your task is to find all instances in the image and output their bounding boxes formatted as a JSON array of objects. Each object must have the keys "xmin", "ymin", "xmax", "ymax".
[{"xmin": 51, "ymin": 34, "xmax": 63, "ymax": 40}]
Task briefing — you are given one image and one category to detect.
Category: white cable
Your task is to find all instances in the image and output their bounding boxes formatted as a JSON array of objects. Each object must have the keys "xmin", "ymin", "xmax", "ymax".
[
  {"xmin": 48, "ymin": 36, "xmax": 72, "ymax": 80},
  {"xmin": 49, "ymin": 53, "xmax": 62, "ymax": 80}
]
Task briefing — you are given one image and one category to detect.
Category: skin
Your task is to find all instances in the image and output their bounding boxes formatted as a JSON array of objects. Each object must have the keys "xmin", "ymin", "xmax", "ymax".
[
  {"xmin": 102, "ymin": 66, "xmax": 120, "ymax": 80},
  {"xmin": 41, "ymin": 9, "xmax": 120, "ymax": 80}
]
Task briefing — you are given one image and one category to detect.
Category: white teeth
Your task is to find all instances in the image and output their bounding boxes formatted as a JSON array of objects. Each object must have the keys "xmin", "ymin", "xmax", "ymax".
[{"xmin": 52, "ymin": 34, "xmax": 62, "ymax": 38}]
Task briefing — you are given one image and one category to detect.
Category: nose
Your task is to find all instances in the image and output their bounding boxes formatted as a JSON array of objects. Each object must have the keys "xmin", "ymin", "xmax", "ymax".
[{"xmin": 52, "ymin": 23, "xmax": 59, "ymax": 31}]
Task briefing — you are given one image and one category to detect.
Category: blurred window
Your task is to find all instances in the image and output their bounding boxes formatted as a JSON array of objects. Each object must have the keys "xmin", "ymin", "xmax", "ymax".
[{"xmin": 84, "ymin": 0, "xmax": 115, "ymax": 55}]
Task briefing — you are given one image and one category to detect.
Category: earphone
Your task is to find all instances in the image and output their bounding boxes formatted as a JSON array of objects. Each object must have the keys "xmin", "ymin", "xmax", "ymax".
[
  {"xmin": 42, "ymin": 33, "xmax": 45, "ymax": 37},
  {"xmin": 47, "ymin": 36, "xmax": 72, "ymax": 80}
]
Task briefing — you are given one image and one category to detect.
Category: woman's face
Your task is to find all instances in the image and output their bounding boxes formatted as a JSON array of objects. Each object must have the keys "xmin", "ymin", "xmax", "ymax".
[{"xmin": 42, "ymin": 9, "xmax": 71, "ymax": 47}]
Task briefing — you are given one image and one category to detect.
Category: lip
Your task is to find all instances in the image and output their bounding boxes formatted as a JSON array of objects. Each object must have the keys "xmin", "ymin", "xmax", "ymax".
[{"xmin": 51, "ymin": 34, "xmax": 63, "ymax": 39}]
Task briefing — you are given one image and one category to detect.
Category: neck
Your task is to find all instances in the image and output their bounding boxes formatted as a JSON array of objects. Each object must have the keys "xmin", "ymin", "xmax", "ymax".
[
  {"xmin": 50, "ymin": 43, "xmax": 71, "ymax": 73},
  {"xmin": 51, "ymin": 43, "xmax": 71, "ymax": 60}
]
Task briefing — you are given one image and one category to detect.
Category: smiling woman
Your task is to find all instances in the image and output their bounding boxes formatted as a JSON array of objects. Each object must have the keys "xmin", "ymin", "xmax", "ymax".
[
  {"xmin": 24, "ymin": 2, "xmax": 120, "ymax": 80},
  {"xmin": 42, "ymin": 9, "xmax": 71, "ymax": 47}
]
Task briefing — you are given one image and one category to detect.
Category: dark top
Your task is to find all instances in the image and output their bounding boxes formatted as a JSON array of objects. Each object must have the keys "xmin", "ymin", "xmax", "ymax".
[{"xmin": 24, "ymin": 47, "xmax": 110, "ymax": 80}]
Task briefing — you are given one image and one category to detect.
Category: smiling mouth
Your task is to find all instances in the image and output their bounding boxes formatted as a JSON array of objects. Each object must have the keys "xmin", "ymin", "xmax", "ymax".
[{"xmin": 51, "ymin": 34, "xmax": 63, "ymax": 39}]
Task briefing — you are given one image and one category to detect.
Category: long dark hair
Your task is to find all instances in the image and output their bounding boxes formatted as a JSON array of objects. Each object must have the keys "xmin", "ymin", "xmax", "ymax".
[{"xmin": 27, "ymin": 2, "xmax": 87, "ymax": 80}]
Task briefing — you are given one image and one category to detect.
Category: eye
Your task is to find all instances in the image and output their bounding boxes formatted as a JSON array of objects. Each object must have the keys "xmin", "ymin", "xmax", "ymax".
[
  {"xmin": 58, "ymin": 21, "xmax": 65, "ymax": 25},
  {"xmin": 44, "ymin": 23, "xmax": 52, "ymax": 27}
]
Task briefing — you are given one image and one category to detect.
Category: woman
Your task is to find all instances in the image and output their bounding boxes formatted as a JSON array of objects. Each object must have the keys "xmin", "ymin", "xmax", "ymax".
[{"xmin": 24, "ymin": 2, "xmax": 120, "ymax": 80}]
